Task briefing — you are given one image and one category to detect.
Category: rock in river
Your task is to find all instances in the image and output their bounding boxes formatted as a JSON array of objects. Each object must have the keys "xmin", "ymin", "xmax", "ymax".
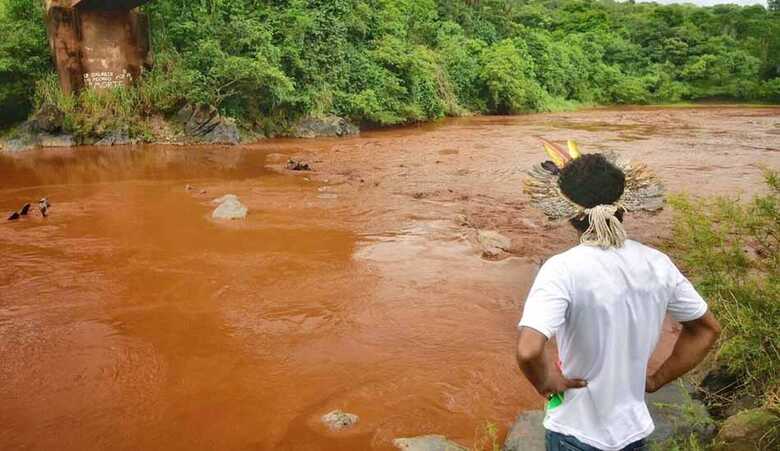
[
  {"xmin": 393, "ymin": 435, "xmax": 467, "ymax": 451},
  {"xmin": 477, "ymin": 230, "xmax": 512, "ymax": 259},
  {"xmin": 211, "ymin": 194, "xmax": 247, "ymax": 220},
  {"xmin": 321, "ymin": 410, "xmax": 359, "ymax": 431}
]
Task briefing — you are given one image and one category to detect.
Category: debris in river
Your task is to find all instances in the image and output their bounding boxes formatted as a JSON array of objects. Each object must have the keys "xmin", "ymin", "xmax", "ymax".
[
  {"xmin": 211, "ymin": 194, "xmax": 247, "ymax": 220},
  {"xmin": 7, "ymin": 202, "xmax": 34, "ymax": 221},
  {"xmin": 321, "ymin": 410, "xmax": 359, "ymax": 431},
  {"xmin": 39, "ymin": 198, "xmax": 50, "ymax": 217},
  {"xmin": 286, "ymin": 159, "xmax": 312, "ymax": 171},
  {"xmin": 186, "ymin": 184, "xmax": 208, "ymax": 195}
]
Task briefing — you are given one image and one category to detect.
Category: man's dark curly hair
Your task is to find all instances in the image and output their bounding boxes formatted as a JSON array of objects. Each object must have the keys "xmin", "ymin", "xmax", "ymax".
[{"xmin": 557, "ymin": 153, "xmax": 626, "ymax": 233}]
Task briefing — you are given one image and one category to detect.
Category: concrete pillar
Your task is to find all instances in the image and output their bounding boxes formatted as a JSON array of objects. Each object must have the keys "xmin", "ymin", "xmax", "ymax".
[{"xmin": 43, "ymin": 1, "xmax": 152, "ymax": 94}]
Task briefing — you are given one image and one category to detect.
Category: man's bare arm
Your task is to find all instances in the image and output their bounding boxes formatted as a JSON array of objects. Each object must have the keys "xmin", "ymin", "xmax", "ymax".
[
  {"xmin": 646, "ymin": 311, "xmax": 721, "ymax": 393},
  {"xmin": 516, "ymin": 326, "xmax": 587, "ymax": 397}
]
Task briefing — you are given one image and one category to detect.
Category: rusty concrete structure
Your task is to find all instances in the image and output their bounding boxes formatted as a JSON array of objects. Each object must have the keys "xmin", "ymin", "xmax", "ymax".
[{"xmin": 44, "ymin": 1, "xmax": 153, "ymax": 94}]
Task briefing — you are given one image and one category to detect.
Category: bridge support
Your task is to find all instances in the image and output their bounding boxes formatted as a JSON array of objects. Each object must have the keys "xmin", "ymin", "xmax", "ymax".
[{"xmin": 44, "ymin": 1, "xmax": 152, "ymax": 94}]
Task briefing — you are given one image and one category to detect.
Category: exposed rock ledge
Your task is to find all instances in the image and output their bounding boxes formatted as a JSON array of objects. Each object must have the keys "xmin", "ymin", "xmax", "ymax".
[{"xmin": 290, "ymin": 115, "xmax": 359, "ymax": 138}]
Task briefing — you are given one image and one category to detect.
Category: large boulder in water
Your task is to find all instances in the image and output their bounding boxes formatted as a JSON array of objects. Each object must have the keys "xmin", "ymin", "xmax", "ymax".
[
  {"xmin": 211, "ymin": 194, "xmax": 247, "ymax": 220},
  {"xmin": 175, "ymin": 104, "xmax": 240, "ymax": 145},
  {"xmin": 291, "ymin": 115, "xmax": 359, "ymax": 138}
]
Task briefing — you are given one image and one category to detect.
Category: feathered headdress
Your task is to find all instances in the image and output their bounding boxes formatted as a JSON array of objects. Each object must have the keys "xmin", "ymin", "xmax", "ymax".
[{"xmin": 523, "ymin": 138, "xmax": 665, "ymax": 248}]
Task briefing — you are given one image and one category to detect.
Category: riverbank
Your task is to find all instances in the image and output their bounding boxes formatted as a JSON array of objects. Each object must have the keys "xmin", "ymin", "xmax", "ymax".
[
  {"xmin": 1, "ymin": 101, "xmax": 776, "ymax": 154},
  {"xmin": 1, "ymin": 107, "xmax": 778, "ymax": 450}
]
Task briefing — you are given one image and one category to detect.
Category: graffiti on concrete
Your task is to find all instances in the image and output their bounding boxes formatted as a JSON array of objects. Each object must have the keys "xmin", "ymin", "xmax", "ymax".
[{"xmin": 83, "ymin": 70, "xmax": 134, "ymax": 89}]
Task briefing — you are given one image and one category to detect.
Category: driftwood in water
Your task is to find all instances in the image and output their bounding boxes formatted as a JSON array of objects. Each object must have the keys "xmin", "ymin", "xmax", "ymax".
[{"xmin": 43, "ymin": 1, "xmax": 153, "ymax": 94}]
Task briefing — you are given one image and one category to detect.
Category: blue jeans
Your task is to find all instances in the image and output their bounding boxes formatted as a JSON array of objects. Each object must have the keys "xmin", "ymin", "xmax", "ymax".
[{"xmin": 546, "ymin": 430, "xmax": 648, "ymax": 451}]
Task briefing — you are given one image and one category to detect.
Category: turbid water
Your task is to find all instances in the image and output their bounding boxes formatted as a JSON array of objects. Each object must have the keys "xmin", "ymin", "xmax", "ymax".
[{"xmin": 1, "ymin": 107, "xmax": 778, "ymax": 450}]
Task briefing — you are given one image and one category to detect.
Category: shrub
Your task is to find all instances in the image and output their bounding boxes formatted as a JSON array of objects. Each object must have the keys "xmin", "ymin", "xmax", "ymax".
[
  {"xmin": 666, "ymin": 170, "xmax": 780, "ymax": 406},
  {"xmin": 479, "ymin": 39, "xmax": 547, "ymax": 114}
]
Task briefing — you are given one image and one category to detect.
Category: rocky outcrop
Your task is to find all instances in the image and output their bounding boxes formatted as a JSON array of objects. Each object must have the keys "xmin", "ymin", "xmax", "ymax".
[
  {"xmin": 290, "ymin": 116, "xmax": 359, "ymax": 138},
  {"xmin": 39, "ymin": 133, "xmax": 76, "ymax": 148},
  {"xmin": 176, "ymin": 105, "xmax": 240, "ymax": 145},
  {"xmin": 647, "ymin": 381, "xmax": 716, "ymax": 445},
  {"xmin": 95, "ymin": 128, "xmax": 135, "ymax": 146},
  {"xmin": 1, "ymin": 106, "xmax": 74, "ymax": 152},
  {"xmin": 502, "ymin": 410, "xmax": 545, "ymax": 451},
  {"xmin": 27, "ymin": 104, "xmax": 65, "ymax": 133},
  {"xmin": 393, "ymin": 435, "xmax": 468, "ymax": 451},
  {"xmin": 712, "ymin": 408, "xmax": 780, "ymax": 451},
  {"xmin": 320, "ymin": 410, "xmax": 359, "ymax": 431}
]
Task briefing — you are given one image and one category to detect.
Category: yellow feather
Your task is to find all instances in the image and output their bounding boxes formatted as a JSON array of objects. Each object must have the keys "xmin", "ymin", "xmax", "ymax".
[
  {"xmin": 544, "ymin": 143, "xmax": 567, "ymax": 168},
  {"xmin": 567, "ymin": 140, "xmax": 582, "ymax": 159},
  {"xmin": 539, "ymin": 137, "xmax": 571, "ymax": 168}
]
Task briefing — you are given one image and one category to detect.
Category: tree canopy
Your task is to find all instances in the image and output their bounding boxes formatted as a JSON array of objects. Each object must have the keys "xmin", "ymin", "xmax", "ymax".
[{"xmin": 1, "ymin": 0, "xmax": 779, "ymax": 130}]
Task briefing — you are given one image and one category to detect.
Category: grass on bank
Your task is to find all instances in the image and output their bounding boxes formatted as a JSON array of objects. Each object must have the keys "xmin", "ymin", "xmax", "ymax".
[{"xmin": 666, "ymin": 169, "xmax": 780, "ymax": 412}]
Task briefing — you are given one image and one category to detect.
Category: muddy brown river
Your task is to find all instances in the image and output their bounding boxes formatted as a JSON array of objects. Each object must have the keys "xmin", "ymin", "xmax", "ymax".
[{"xmin": 1, "ymin": 107, "xmax": 778, "ymax": 450}]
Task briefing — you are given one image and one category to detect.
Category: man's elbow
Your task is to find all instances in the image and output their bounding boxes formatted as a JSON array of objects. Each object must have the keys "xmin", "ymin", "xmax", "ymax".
[
  {"xmin": 706, "ymin": 319, "xmax": 721, "ymax": 346},
  {"xmin": 516, "ymin": 344, "xmax": 543, "ymax": 365}
]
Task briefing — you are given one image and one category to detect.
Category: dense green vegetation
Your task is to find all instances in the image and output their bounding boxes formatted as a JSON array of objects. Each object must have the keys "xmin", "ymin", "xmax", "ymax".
[
  {"xmin": 667, "ymin": 170, "xmax": 779, "ymax": 413},
  {"xmin": 1, "ymin": 0, "xmax": 779, "ymax": 134}
]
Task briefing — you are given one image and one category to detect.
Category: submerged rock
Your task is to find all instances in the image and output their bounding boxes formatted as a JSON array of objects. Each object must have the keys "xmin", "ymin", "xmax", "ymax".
[
  {"xmin": 503, "ymin": 410, "xmax": 545, "ymax": 451},
  {"xmin": 477, "ymin": 230, "xmax": 512, "ymax": 259},
  {"xmin": 211, "ymin": 194, "xmax": 247, "ymax": 220},
  {"xmin": 176, "ymin": 104, "xmax": 240, "ymax": 145},
  {"xmin": 321, "ymin": 410, "xmax": 359, "ymax": 431},
  {"xmin": 393, "ymin": 435, "xmax": 467, "ymax": 451},
  {"xmin": 291, "ymin": 116, "xmax": 359, "ymax": 138},
  {"xmin": 286, "ymin": 159, "xmax": 312, "ymax": 171},
  {"xmin": 712, "ymin": 408, "xmax": 780, "ymax": 451}
]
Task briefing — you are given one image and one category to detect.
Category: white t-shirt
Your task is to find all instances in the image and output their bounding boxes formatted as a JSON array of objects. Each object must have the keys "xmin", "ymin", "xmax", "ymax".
[{"xmin": 518, "ymin": 240, "xmax": 707, "ymax": 451}]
